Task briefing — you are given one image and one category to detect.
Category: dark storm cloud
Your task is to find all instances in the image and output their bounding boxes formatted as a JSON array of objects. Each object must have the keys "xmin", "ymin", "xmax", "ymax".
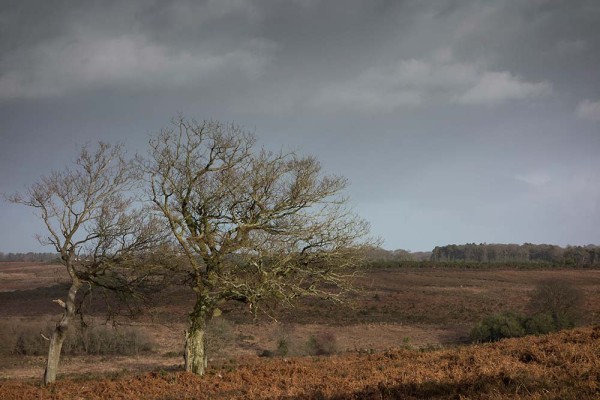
[
  {"xmin": 2, "ymin": 1, "xmax": 597, "ymax": 108},
  {"xmin": 445, "ymin": 1, "xmax": 600, "ymax": 91},
  {"xmin": 0, "ymin": 0, "xmax": 275, "ymax": 98},
  {"xmin": 1, "ymin": 0, "xmax": 599, "ymax": 252}
]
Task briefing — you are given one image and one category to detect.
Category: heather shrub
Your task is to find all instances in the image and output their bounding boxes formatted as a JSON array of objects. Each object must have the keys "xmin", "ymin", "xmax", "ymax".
[
  {"xmin": 14, "ymin": 325, "xmax": 51, "ymax": 355},
  {"xmin": 0, "ymin": 321, "xmax": 16, "ymax": 355},
  {"xmin": 66, "ymin": 324, "xmax": 154, "ymax": 355},
  {"xmin": 268, "ymin": 325, "xmax": 297, "ymax": 357},
  {"xmin": 0, "ymin": 319, "xmax": 154, "ymax": 356},
  {"xmin": 3, "ymin": 318, "xmax": 56, "ymax": 356},
  {"xmin": 306, "ymin": 331, "xmax": 338, "ymax": 356}
]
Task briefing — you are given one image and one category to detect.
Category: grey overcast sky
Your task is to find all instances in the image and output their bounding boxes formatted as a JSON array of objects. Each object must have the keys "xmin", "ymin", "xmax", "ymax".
[{"xmin": 1, "ymin": 0, "xmax": 599, "ymax": 253}]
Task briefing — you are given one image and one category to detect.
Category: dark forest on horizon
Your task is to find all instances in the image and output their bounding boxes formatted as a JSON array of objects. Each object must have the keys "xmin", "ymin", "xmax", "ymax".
[{"xmin": 3, "ymin": 242, "xmax": 600, "ymax": 267}]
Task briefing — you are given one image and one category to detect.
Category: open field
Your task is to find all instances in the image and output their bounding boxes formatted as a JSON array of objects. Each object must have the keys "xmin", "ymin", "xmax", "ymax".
[
  {"xmin": 0, "ymin": 262, "xmax": 65, "ymax": 292},
  {"xmin": 1, "ymin": 262, "xmax": 599, "ymax": 398}
]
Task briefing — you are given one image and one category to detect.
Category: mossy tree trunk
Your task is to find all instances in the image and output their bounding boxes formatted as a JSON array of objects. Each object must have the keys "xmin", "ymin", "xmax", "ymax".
[{"xmin": 184, "ymin": 297, "xmax": 210, "ymax": 375}]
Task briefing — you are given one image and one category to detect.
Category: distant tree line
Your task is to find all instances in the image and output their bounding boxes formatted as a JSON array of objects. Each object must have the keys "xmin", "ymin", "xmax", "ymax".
[
  {"xmin": 4, "ymin": 244, "xmax": 598, "ymax": 267},
  {"xmin": 431, "ymin": 243, "xmax": 600, "ymax": 267},
  {"xmin": 363, "ymin": 247, "xmax": 432, "ymax": 264},
  {"xmin": 0, "ymin": 252, "xmax": 58, "ymax": 262},
  {"xmin": 365, "ymin": 247, "xmax": 414, "ymax": 262}
]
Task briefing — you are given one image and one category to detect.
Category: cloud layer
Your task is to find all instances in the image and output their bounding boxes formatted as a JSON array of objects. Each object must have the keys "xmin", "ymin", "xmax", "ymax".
[
  {"xmin": 576, "ymin": 100, "xmax": 600, "ymax": 121},
  {"xmin": 312, "ymin": 55, "xmax": 551, "ymax": 112},
  {"xmin": 1, "ymin": 0, "xmax": 599, "ymax": 253}
]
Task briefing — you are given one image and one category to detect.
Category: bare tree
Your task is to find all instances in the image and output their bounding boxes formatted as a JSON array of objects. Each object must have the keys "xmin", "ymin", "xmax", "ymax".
[
  {"xmin": 528, "ymin": 279, "xmax": 584, "ymax": 329},
  {"xmin": 140, "ymin": 118, "xmax": 373, "ymax": 375},
  {"xmin": 8, "ymin": 142, "xmax": 166, "ymax": 385}
]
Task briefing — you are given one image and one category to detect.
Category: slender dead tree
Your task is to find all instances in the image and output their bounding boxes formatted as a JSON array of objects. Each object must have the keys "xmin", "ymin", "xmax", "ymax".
[
  {"xmin": 8, "ymin": 142, "xmax": 167, "ymax": 385},
  {"xmin": 140, "ymin": 118, "xmax": 373, "ymax": 375}
]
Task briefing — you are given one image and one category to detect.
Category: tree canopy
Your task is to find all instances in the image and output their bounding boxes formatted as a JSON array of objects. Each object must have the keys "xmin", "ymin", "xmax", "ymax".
[{"xmin": 139, "ymin": 118, "xmax": 373, "ymax": 374}]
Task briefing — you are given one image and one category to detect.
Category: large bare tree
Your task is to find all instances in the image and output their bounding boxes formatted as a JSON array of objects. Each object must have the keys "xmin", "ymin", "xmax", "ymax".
[
  {"xmin": 140, "ymin": 118, "xmax": 372, "ymax": 375},
  {"xmin": 8, "ymin": 142, "xmax": 166, "ymax": 385}
]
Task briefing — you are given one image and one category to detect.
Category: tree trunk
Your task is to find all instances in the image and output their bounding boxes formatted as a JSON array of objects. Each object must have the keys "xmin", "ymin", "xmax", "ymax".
[
  {"xmin": 184, "ymin": 325, "xmax": 207, "ymax": 375},
  {"xmin": 184, "ymin": 298, "xmax": 209, "ymax": 375},
  {"xmin": 44, "ymin": 325, "xmax": 68, "ymax": 385},
  {"xmin": 44, "ymin": 279, "xmax": 80, "ymax": 385}
]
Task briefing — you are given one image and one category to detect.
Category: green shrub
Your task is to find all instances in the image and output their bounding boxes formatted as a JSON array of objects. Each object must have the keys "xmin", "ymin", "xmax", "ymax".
[
  {"xmin": 471, "ymin": 312, "xmax": 527, "ymax": 342},
  {"xmin": 472, "ymin": 280, "xmax": 586, "ymax": 343},
  {"xmin": 524, "ymin": 312, "xmax": 557, "ymax": 335},
  {"xmin": 472, "ymin": 310, "xmax": 580, "ymax": 343},
  {"xmin": 276, "ymin": 338, "xmax": 289, "ymax": 357}
]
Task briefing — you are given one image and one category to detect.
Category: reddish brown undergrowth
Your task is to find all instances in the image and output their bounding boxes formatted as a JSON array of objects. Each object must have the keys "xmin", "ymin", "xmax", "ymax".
[{"xmin": 2, "ymin": 327, "xmax": 598, "ymax": 399}]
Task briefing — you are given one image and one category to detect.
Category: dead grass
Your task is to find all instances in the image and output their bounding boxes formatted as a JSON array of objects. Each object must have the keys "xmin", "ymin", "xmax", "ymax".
[{"xmin": 1, "ymin": 327, "xmax": 598, "ymax": 399}]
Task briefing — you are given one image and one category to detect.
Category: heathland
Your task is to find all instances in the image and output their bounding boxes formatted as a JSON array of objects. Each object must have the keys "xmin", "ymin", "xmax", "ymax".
[{"xmin": 1, "ymin": 261, "xmax": 599, "ymax": 399}]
